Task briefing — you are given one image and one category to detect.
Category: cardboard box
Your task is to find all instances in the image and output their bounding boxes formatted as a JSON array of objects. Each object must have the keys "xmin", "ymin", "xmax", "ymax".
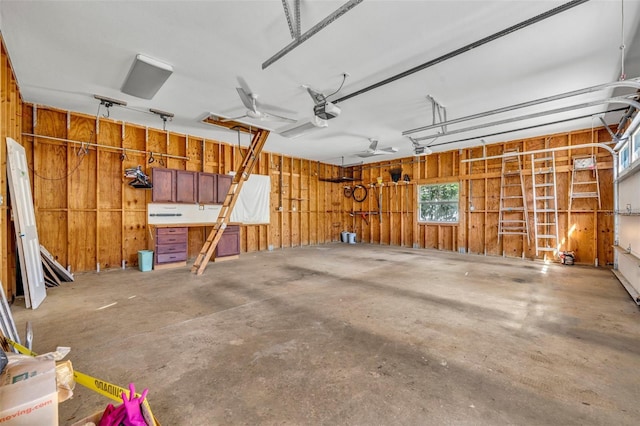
[
  {"xmin": 0, "ymin": 354, "xmax": 58, "ymax": 425},
  {"xmin": 70, "ymin": 410, "xmax": 102, "ymax": 426}
]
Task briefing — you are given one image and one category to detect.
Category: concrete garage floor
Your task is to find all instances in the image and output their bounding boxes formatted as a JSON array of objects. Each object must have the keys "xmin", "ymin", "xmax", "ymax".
[{"xmin": 10, "ymin": 243, "xmax": 640, "ymax": 425}]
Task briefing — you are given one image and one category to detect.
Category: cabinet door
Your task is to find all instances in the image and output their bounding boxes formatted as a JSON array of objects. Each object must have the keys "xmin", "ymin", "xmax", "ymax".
[
  {"xmin": 216, "ymin": 174, "xmax": 233, "ymax": 204},
  {"xmin": 216, "ymin": 225, "xmax": 240, "ymax": 257},
  {"xmin": 175, "ymin": 170, "xmax": 197, "ymax": 203},
  {"xmin": 151, "ymin": 168, "xmax": 175, "ymax": 202},
  {"xmin": 197, "ymin": 173, "xmax": 217, "ymax": 204}
]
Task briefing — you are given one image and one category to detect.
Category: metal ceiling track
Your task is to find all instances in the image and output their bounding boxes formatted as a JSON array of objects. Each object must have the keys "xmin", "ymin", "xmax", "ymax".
[
  {"xmin": 409, "ymin": 95, "xmax": 640, "ymax": 143},
  {"xmin": 404, "ymin": 79, "xmax": 640, "ymax": 136},
  {"xmin": 333, "ymin": 0, "xmax": 590, "ymax": 104},
  {"xmin": 426, "ymin": 107, "xmax": 628, "ymax": 149},
  {"xmin": 263, "ymin": 0, "xmax": 363, "ymax": 69}
]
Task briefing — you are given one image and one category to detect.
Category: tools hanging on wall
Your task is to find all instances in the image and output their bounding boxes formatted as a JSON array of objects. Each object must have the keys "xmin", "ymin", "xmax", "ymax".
[
  {"xmin": 344, "ymin": 184, "xmax": 368, "ymax": 202},
  {"xmin": 376, "ymin": 177, "xmax": 383, "ymax": 223},
  {"xmin": 124, "ymin": 166, "xmax": 153, "ymax": 189}
]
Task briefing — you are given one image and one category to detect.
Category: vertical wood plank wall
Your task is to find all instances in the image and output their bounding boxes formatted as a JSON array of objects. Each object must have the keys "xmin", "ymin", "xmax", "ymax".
[
  {"xmin": 0, "ymin": 39, "xmax": 23, "ymax": 297},
  {"xmin": 338, "ymin": 129, "xmax": 614, "ymax": 266},
  {"xmin": 19, "ymin": 103, "xmax": 614, "ymax": 279},
  {"xmin": 19, "ymin": 104, "xmax": 345, "ymax": 276}
]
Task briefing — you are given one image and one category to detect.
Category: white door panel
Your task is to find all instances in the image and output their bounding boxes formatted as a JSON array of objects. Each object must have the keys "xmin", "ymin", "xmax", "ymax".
[{"xmin": 6, "ymin": 137, "xmax": 46, "ymax": 309}]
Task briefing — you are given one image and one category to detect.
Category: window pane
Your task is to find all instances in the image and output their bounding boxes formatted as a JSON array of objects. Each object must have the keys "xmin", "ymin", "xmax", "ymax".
[
  {"xmin": 420, "ymin": 202, "xmax": 459, "ymax": 222},
  {"xmin": 633, "ymin": 129, "xmax": 640, "ymax": 162},
  {"xmin": 418, "ymin": 183, "xmax": 459, "ymax": 223},
  {"xmin": 620, "ymin": 144, "xmax": 630, "ymax": 170}
]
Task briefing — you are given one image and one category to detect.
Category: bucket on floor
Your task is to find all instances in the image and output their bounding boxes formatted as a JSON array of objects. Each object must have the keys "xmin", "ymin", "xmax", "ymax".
[
  {"xmin": 347, "ymin": 232, "xmax": 356, "ymax": 244},
  {"xmin": 138, "ymin": 250, "xmax": 153, "ymax": 272},
  {"xmin": 341, "ymin": 231, "xmax": 349, "ymax": 243}
]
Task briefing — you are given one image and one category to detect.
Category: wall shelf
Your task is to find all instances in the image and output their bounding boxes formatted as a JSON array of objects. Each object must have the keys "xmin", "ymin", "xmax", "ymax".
[
  {"xmin": 614, "ymin": 210, "xmax": 640, "ymax": 216},
  {"xmin": 613, "ymin": 245, "xmax": 640, "ymax": 262}
]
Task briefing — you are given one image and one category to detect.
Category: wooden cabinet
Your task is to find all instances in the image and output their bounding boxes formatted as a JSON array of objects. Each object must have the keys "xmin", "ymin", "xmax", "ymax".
[
  {"xmin": 155, "ymin": 227, "xmax": 188, "ymax": 266},
  {"xmin": 175, "ymin": 170, "xmax": 197, "ymax": 203},
  {"xmin": 216, "ymin": 225, "xmax": 240, "ymax": 258},
  {"xmin": 152, "ymin": 168, "xmax": 232, "ymax": 205},
  {"xmin": 216, "ymin": 174, "xmax": 232, "ymax": 204},
  {"xmin": 151, "ymin": 168, "xmax": 175, "ymax": 202},
  {"xmin": 197, "ymin": 172, "xmax": 217, "ymax": 204}
]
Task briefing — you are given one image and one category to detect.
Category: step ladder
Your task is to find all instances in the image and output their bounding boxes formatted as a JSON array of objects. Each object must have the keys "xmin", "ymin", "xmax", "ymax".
[
  {"xmin": 498, "ymin": 150, "xmax": 530, "ymax": 243},
  {"xmin": 191, "ymin": 128, "xmax": 269, "ymax": 275},
  {"xmin": 569, "ymin": 155, "xmax": 601, "ymax": 210},
  {"xmin": 530, "ymin": 152, "xmax": 559, "ymax": 257}
]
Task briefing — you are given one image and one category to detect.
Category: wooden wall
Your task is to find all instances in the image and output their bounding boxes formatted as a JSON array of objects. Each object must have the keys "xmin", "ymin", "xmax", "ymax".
[
  {"xmin": 340, "ymin": 129, "xmax": 614, "ymax": 266},
  {"xmin": 18, "ymin": 104, "xmax": 344, "ymax": 278},
  {"xmin": 0, "ymin": 38, "xmax": 23, "ymax": 297},
  {"xmin": 13, "ymin": 102, "xmax": 616, "ymax": 286}
]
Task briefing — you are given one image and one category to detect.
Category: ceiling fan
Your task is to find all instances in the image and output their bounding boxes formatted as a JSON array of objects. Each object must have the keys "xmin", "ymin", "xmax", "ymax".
[
  {"xmin": 222, "ymin": 77, "xmax": 296, "ymax": 123},
  {"xmin": 356, "ymin": 139, "xmax": 398, "ymax": 158}
]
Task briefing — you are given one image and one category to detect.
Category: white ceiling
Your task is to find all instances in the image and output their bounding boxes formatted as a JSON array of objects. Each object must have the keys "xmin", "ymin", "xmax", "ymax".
[{"xmin": 1, "ymin": 0, "xmax": 639, "ymax": 165}]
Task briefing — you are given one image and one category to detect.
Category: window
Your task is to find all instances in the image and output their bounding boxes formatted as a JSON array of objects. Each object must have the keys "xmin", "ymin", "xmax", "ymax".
[
  {"xmin": 418, "ymin": 183, "xmax": 459, "ymax": 222},
  {"xmin": 633, "ymin": 128, "xmax": 640, "ymax": 163},
  {"xmin": 620, "ymin": 144, "xmax": 630, "ymax": 171}
]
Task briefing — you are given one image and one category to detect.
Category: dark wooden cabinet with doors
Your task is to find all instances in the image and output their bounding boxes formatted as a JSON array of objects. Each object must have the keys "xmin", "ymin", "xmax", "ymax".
[
  {"xmin": 175, "ymin": 170, "xmax": 197, "ymax": 203},
  {"xmin": 151, "ymin": 168, "xmax": 175, "ymax": 202},
  {"xmin": 152, "ymin": 168, "xmax": 232, "ymax": 205},
  {"xmin": 215, "ymin": 225, "xmax": 240, "ymax": 259},
  {"xmin": 216, "ymin": 174, "xmax": 232, "ymax": 204},
  {"xmin": 197, "ymin": 172, "xmax": 217, "ymax": 204}
]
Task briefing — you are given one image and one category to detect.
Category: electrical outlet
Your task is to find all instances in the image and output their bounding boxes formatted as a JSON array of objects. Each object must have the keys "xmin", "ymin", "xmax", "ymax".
[{"xmin": 199, "ymin": 204, "xmax": 204, "ymax": 210}]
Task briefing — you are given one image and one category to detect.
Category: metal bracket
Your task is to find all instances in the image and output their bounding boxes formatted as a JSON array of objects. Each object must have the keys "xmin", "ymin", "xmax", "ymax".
[
  {"xmin": 263, "ymin": 0, "xmax": 362, "ymax": 69},
  {"xmin": 426, "ymin": 95, "xmax": 447, "ymax": 134}
]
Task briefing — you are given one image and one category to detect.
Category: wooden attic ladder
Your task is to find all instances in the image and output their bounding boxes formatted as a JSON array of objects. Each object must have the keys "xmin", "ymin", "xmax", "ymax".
[
  {"xmin": 569, "ymin": 154, "xmax": 601, "ymax": 210},
  {"xmin": 498, "ymin": 149, "xmax": 530, "ymax": 243},
  {"xmin": 191, "ymin": 129, "xmax": 269, "ymax": 275},
  {"xmin": 530, "ymin": 151, "xmax": 560, "ymax": 257}
]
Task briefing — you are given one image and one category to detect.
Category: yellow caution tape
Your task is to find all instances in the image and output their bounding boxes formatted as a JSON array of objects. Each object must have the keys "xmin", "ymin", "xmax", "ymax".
[
  {"xmin": 1, "ymin": 337, "xmax": 158, "ymax": 426},
  {"xmin": 2, "ymin": 338, "xmax": 38, "ymax": 357}
]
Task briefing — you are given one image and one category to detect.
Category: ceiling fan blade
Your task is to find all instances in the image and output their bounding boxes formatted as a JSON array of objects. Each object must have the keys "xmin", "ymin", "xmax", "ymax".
[
  {"xmin": 220, "ymin": 114, "xmax": 248, "ymax": 123},
  {"xmin": 356, "ymin": 152, "xmax": 376, "ymax": 158},
  {"xmin": 236, "ymin": 87, "xmax": 255, "ymax": 111},
  {"xmin": 257, "ymin": 101, "xmax": 297, "ymax": 115},
  {"xmin": 237, "ymin": 76, "xmax": 252, "ymax": 94},
  {"xmin": 381, "ymin": 147, "xmax": 399, "ymax": 153},
  {"xmin": 368, "ymin": 139, "xmax": 378, "ymax": 151},
  {"xmin": 261, "ymin": 111, "xmax": 296, "ymax": 123}
]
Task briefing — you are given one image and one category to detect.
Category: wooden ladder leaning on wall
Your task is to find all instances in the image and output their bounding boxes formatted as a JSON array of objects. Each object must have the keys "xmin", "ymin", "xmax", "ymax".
[{"xmin": 191, "ymin": 128, "xmax": 270, "ymax": 275}]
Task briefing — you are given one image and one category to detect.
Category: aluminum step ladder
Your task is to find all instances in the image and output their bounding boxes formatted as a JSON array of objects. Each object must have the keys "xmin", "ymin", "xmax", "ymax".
[
  {"xmin": 531, "ymin": 151, "xmax": 559, "ymax": 257},
  {"xmin": 191, "ymin": 128, "xmax": 269, "ymax": 275},
  {"xmin": 498, "ymin": 149, "xmax": 530, "ymax": 243},
  {"xmin": 569, "ymin": 155, "xmax": 601, "ymax": 210}
]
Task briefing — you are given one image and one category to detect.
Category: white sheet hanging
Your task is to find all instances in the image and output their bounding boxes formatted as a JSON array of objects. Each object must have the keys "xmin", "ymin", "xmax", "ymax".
[{"xmin": 231, "ymin": 175, "xmax": 271, "ymax": 224}]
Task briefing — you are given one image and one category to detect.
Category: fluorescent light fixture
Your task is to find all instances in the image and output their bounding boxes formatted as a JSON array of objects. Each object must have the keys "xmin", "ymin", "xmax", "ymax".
[
  {"xmin": 121, "ymin": 54, "xmax": 173, "ymax": 99},
  {"xmin": 278, "ymin": 116, "xmax": 328, "ymax": 138}
]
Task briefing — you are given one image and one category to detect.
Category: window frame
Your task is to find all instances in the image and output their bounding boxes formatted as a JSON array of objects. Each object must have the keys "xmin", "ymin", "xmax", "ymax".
[
  {"xmin": 417, "ymin": 182, "xmax": 460, "ymax": 224},
  {"xmin": 620, "ymin": 143, "xmax": 630, "ymax": 171},
  {"xmin": 632, "ymin": 126, "xmax": 640, "ymax": 163}
]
